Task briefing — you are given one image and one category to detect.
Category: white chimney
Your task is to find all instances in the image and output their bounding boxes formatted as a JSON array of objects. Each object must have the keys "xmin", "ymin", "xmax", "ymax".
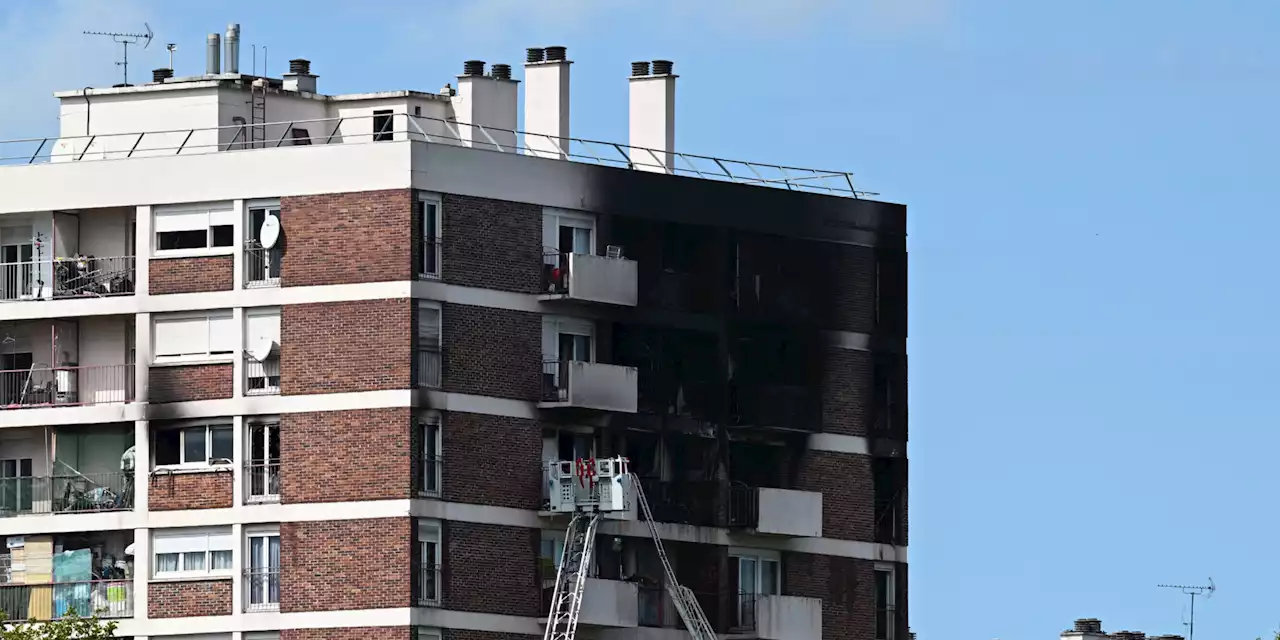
[
  {"xmin": 451, "ymin": 60, "xmax": 518, "ymax": 152},
  {"xmin": 523, "ymin": 46, "xmax": 571, "ymax": 159},
  {"xmin": 628, "ymin": 60, "xmax": 676, "ymax": 174},
  {"xmin": 224, "ymin": 23, "xmax": 241, "ymax": 74},
  {"xmin": 283, "ymin": 59, "xmax": 317, "ymax": 93}
]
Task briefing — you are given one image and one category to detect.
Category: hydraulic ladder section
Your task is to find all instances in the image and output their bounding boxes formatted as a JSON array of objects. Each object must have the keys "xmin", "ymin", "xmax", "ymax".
[
  {"xmin": 542, "ymin": 511, "xmax": 603, "ymax": 640},
  {"xmin": 632, "ymin": 479, "xmax": 720, "ymax": 640}
]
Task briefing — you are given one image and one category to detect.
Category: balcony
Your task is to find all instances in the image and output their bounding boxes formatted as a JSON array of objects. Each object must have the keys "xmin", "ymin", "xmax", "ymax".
[
  {"xmin": 636, "ymin": 481, "xmax": 818, "ymax": 536},
  {"xmin": 539, "ymin": 575, "xmax": 639, "ymax": 628},
  {"xmin": 244, "ymin": 568, "xmax": 280, "ymax": 612},
  {"xmin": 1, "ymin": 363, "xmax": 134, "ymax": 409},
  {"xmin": 244, "ymin": 242, "xmax": 281, "ymax": 288},
  {"xmin": 244, "ymin": 353, "xmax": 281, "ymax": 396},
  {"xmin": 731, "ymin": 383, "xmax": 821, "ymax": 432},
  {"xmin": 741, "ymin": 594, "xmax": 821, "ymax": 640},
  {"xmin": 244, "ymin": 462, "xmax": 280, "ymax": 504},
  {"xmin": 753, "ymin": 488, "xmax": 823, "ymax": 538},
  {"xmin": 541, "ymin": 251, "xmax": 638, "ymax": 307},
  {"xmin": 1, "ymin": 257, "xmax": 136, "ymax": 303},
  {"xmin": 0, "ymin": 579, "xmax": 134, "ymax": 621},
  {"xmin": 540, "ymin": 360, "xmax": 638, "ymax": 413},
  {"xmin": 0, "ymin": 471, "xmax": 133, "ymax": 517}
]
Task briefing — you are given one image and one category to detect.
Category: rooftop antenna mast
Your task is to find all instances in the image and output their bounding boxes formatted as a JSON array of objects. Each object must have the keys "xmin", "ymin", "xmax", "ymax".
[
  {"xmin": 1158, "ymin": 579, "xmax": 1215, "ymax": 640},
  {"xmin": 83, "ymin": 23, "xmax": 154, "ymax": 86}
]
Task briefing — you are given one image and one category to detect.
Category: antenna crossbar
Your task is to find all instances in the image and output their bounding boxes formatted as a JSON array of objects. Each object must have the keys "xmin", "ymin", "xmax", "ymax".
[{"xmin": 83, "ymin": 23, "xmax": 154, "ymax": 86}]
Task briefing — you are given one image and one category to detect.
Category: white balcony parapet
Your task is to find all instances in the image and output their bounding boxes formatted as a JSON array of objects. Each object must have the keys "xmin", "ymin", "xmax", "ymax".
[{"xmin": 540, "ymin": 360, "xmax": 639, "ymax": 413}]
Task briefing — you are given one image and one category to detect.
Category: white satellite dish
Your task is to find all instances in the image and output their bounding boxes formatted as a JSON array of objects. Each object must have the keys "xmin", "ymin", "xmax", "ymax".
[
  {"xmin": 248, "ymin": 335, "xmax": 278, "ymax": 362},
  {"xmin": 260, "ymin": 214, "xmax": 281, "ymax": 249}
]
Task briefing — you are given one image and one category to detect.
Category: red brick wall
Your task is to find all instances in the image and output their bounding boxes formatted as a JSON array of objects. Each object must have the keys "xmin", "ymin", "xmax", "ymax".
[
  {"xmin": 281, "ymin": 189, "xmax": 414, "ymax": 286},
  {"xmin": 792, "ymin": 450, "xmax": 874, "ymax": 542},
  {"xmin": 148, "ymin": 363, "xmax": 232, "ymax": 403},
  {"xmin": 443, "ymin": 522, "xmax": 539, "ymax": 617},
  {"xmin": 281, "ymin": 299, "xmax": 412, "ymax": 395},
  {"xmin": 823, "ymin": 349, "xmax": 872, "ymax": 436},
  {"xmin": 283, "ymin": 629, "xmax": 412, "ymax": 640},
  {"xmin": 148, "ymin": 470, "xmax": 233, "ymax": 510},
  {"xmin": 148, "ymin": 579, "xmax": 232, "ymax": 618},
  {"xmin": 441, "ymin": 304, "xmax": 541, "ymax": 401},
  {"xmin": 823, "ymin": 242, "xmax": 878, "ymax": 334},
  {"xmin": 149, "ymin": 255, "xmax": 233, "ymax": 295},
  {"xmin": 281, "ymin": 408, "xmax": 412, "ymax": 503},
  {"xmin": 785, "ymin": 553, "xmax": 877, "ymax": 640},
  {"xmin": 440, "ymin": 413, "xmax": 541, "ymax": 509},
  {"xmin": 281, "ymin": 518, "xmax": 411, "ymax": 612},
  {"xmin": 440, "ymin": 194, "xmax": 542, "ymax": 293}
]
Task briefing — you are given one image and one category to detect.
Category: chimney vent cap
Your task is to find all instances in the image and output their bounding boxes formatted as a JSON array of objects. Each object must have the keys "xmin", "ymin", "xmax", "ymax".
[
  {"xmin": 526, "ymin": 47, "xmax": 546, "ymax": 63},
  {"xmin": 463, "ymin": 60, "xmax": 486, "ymax": 76},
  {"xmin": 152, "ymin": 68, "xmax": 174, "ymax": 83},
  {"xmin": 651, "ymin": 59, "xmax": 674, "ymax": 75},
  {"xmin": 289, "ymin": 58, "xmax": 312, "ymax": 75},
  {"xmin": 631, "ymin": 61, "xmax": 651, "ymax": 77},
  {"xmin": 491, "ymin": 63, "xmax": 512, "ymax": 80},
  {"xmin": 544, "ymin": 46, "xmax": 567, "ymax": 61},
  {"xmin": 1074, "ymin": 619, "xmax": 1103, "ymax": 634}
]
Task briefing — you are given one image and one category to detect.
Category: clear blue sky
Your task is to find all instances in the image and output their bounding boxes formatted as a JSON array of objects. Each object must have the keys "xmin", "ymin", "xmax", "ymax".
[{"xmin": 3, "ymin": 1, "xmax": 1277, "ymax": 638}]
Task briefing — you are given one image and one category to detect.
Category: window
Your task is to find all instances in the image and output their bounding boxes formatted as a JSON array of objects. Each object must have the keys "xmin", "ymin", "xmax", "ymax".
[
  {"xmin": 875, "ymin": 565, "xmax": 896, "ymax": 640},
  {"xmin": 0, "ymin": 458, "xmax": 34, "ymax": 513},
  {"xmin": 731, "ymin": 548, "xmax": 780, "ymax": 630},
  {"xmin": 417, "ymin": 193, "xmax": 442, "ymax": 278},
  {"xmin": 373, "ymin": 110, "xmax": 394, "ymax": 142},
  {"xmin": 543, "ymin": 209, "xmax": 595, "ymax": 255},
  {"xmin": 153, "ymin": 311, "xmax": 235, "ymax": 363},
  {"xmin": 873, "ymin": 458, "xmax": 903, "ymax": 545},
  {"xmin": 289, "ymin": 128, "xmax": 311, "ymax": 145},
  {"xmin": 414, "ymin": 520, "xmax": 441, "ymax": 606},
  {"xmin": 155, "ymin": 423, "xmax": 234, "ymax": 468},
  {"xmin": 246, "ymin": 205, "xmax": 282, "ymax": 286},
  {"xmin": 541, "ymin": 317, "xmax": 593, "ymax": 401},
  {"xmin": 417, "ymin": 415, "xmax": 441, "ymax": 496},
  {"xmin": 154, "ymin": 204, "xmax": 235, "ymax": 253},
  {"xmin": 245, "ymin": 308, "xmax": 282, "ymax": 394},
  {"xmin": 153, "ymin": 528, "xmax": 233, "ymax": 578},
  {"xmin": 246, "ymin": 421, "xmax": 280, "ymax": 502},
  {"xmin": 416, "ymin": 302, "xmax": 442, "ymax": 388},
  {"xmin": 246, "ymin": 530, "xmax": 280, "ymax": 610}
]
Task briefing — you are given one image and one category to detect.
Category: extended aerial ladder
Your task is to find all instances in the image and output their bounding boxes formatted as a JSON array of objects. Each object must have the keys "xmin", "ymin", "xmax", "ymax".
[{"xmin": 543, "ymin": 457, "xmax": 718, "ymax": 640}]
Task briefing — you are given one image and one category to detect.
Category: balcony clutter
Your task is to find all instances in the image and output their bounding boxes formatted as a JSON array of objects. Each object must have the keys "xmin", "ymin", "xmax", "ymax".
[{"xmin": 0, "ymin": 534, "xmax": 134, "ymax": 621}]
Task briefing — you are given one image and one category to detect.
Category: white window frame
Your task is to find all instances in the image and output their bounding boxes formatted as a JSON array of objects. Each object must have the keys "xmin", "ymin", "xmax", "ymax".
[
  {"xmin": 416, "ymin": 301, "xmax": 443, "ymax": 388},
  {"xmin": 245, "ymin": 526, "xmax": 281, "ymax": 610},
  {"xmin": 543, "ymin": 316, "xmax": 595, "ymax": 362},
  {"xmin": 418, "ymin": 412, "xmax": 442, "ymax": 497},
  {"xmin": 245, "ymin": 200, "xmax": 282, "ymax": 286},
  {"xmin": 418, "ymin": 192, "xmax": 443, "ymax": 278},
  {"xmin": 730, "ymin": 548, "xmax": 781, "ymax": 594},
  {"xmin": 874, "ymin": 563, "xmax": 896, "ymax": 640},
  {"xmin": 153, "ymin": 421, "xmax": 235, "ymax": 470},
  {"xmin": 152, "ymin": 310, "xmax": 236, "ymax": 364},
  {"xmin": 152, "ymin": 527, "xmax": 234, "ymax": 579},
  {"xmin": 543, "ymin": 208, "xmax": 596, "ymax": 256},
  {"xmin": 245, "ymin": 419, "xmax": 280, "ymax": 502},
  {"xmin": 152, "ymin": 202, "xmax": 237, "ymax": 258},
  {"xmin": 416, "ymin": 520, "xmax": 442, "ymax": 605}
]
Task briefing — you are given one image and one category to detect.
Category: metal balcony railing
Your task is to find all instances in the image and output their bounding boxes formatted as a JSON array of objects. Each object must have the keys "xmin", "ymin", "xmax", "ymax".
[
  {"xmin": 0, "ymin": 471, "xmax": 133, "ymax": 517},
  {"xmin": 635, "ymin": 479, "xmax": 759, "ymax": 529},
  {"xmin": 542, "ymin": 250, "xmax": 571, "ymax": 295},
  {"xmin": 0, "ymin": 363, "xmax": 134, "ymax": 409},
  {"xmin": 541, "ymin": 359, "xmax": 568, "ymax": 403},
  {"xmin": 733, "ymin": 591, "xmax": 760, "ymax": 632},
  {"xmin": 414, "ymin": 455, "xmax": 442, "ymax": 498},
  {"xmin": 244, "ymin": 354, "xmax": 281, "ymax": 396},
  {"xmin": 1, "ymin": 256, "xmax": 136, "ymax": 302},
  {"xmin": 244, "ymin": 462, "xmax": 280, "ymax": 504},
  {"xmin": 415, "ymin": 347, "xmax": 442, "ymax": 389},
  {"xmin": 419, "ymin": 238, "xmax": 441, "ymax": 279},
  {"xmin": 414, "ymin": 564, "xmax": 441, "ymax": 607},
  {"xmin": 243, "ymin": 568, "xmax": 280, "ymax": 612},
  {"xmin": 0, "ymin": 114, "xmax": 872, "ymax": 199},
  {"xmin": 0, "ymin": 579, "xmax": 134, "ymax": 620},
  {"xmin": 244, "ymin": 242, "xmax": 281, "ymax": 287}
]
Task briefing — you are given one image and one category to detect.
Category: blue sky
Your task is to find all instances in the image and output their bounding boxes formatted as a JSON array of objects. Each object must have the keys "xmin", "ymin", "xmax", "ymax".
[{"xmin": 3, "ymin": 1, "xmax": 1278, "ymax": 638}]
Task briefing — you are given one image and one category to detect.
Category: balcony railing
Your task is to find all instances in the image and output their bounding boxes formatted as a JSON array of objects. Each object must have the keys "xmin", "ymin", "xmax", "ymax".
[
  {"xmin": 414, "ymin": 563, "xmax": 441, "ymax": 607},
  {"xmin": 245, "ymin": 462, "xmax": 280, "ymax": 504},
  {"xmin": 541, "ymin": 250, "xmax": 639, "ymax": 306},
  {"xmin": 415, "ymin": 347, "xmax": 442, "ymax": 389},
  {"xmin": 0, "ymin": 471, "xmax": 133, "ymax": 517},
  {"xmin": 0, "ymin": 363, "xmax": 134, "ymax": 409},
  {"xmin": 733, "ymin": 591, "xmax": 760, "ymax": 632},
  {"xmin": 244, "ymin": 242, "xmax": 281, "ymax": 288},
  {"xmin": 0, "ymin": 114, "xmax": 871, "ymax": 199},
  {"xmin": 244, "ymin": 568, "xmax": 280, "ymax": 612},
  {"xmin": 419, "ymin": 239, "xmax": 441, "ymax": 279},
  {"xmin": 0, "ymin": 256, "xmax": 136, "ymax": 303},
  {"xmin": 414, "ymin": 455, "xmax": 442, "ymax": 498},
  {"xmin": 244, "ymin": 354, "xmax": 281, "ymax": 396},
  {"xmin": 0, "ymin": 579, "xmax": 133, "ymax": 620},
  {"xmin": 636, "ymin": 479, "xmax": 758, "ymax": 528},
  {"xmin": 540, "ymin": 359, "xmax": 639, "ymax": 413}
]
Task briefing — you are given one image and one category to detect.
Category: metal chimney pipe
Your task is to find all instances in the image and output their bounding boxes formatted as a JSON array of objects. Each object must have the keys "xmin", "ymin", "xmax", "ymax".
[
  {"xmin": 206, "ymin": 33, "xmax": 221, "ymax": 74},
  {"xmin": 225, "ymin": 23, "xmax": 240, "ymax": 74}
]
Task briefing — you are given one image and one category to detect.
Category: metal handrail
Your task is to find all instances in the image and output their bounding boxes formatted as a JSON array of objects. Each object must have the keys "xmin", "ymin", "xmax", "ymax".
[{"xmin": 0, "ymin": 113, "xmax": 874, "ymax": 198}]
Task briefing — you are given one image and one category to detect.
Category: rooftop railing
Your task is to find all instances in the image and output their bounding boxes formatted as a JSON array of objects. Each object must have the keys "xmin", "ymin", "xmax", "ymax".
[{"xmin": 0, "ymin": 113, "xmax": 873, "ymax": 198}]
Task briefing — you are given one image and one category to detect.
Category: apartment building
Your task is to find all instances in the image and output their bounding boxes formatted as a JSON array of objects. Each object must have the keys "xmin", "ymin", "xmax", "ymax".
[{"xmin": 0, "ymin": 22, "xmax": 908, "ymax": 640}]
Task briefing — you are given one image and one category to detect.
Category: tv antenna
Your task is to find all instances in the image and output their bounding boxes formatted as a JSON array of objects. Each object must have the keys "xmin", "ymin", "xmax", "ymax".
[
  {"xmin": 83, "ymin": 23, "xmax": 154, "ymax": 86},
  {"xmin": 1158, "ymin": 579, "xmax": 1215, "ymax": 640},
  {"xmin": 166, "ymin": 43, "xmax": 177, "ymax": 71}
]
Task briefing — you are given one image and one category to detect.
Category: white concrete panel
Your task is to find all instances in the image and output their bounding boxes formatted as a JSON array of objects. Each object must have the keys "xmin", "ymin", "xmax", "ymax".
[{"xmin": 79, "ymin": 207, "xmax": 133, "ymax": 258}]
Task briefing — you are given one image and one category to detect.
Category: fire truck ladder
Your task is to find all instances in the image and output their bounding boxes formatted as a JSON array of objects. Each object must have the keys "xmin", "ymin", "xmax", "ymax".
[
  {"xmin": 632, "ymin": 479, "xmax": 719, "ymax": 640},
  {"xmin": 543, "ymin": 511, "xmax": 602, "ymax": 640}
]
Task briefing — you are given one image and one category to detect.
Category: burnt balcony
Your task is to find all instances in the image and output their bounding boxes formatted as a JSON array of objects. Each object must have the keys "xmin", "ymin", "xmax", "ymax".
[
  {"xmin": 637, "ymin": 481, "xmax": 820, "ymax": 536},
  {"xmin": 731, "ymin": 383, "xmax": 821, "ymax": 432},
  {"xmin": 540, "ymin": 360, "xmax": 638, "ymax": 413},
  {"xmin": 540, "ymin": 251, "xmax": 638, "ymax": 307}
]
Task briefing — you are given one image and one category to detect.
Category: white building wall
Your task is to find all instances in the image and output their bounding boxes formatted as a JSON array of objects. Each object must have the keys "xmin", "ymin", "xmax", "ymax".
[
  {"xmin": 55, "ymin": 88, "xmax": 222, "ymax": 161},
  {"xmin": 79, "ymin": 207, "xmax": 133, "ymax": 258}
]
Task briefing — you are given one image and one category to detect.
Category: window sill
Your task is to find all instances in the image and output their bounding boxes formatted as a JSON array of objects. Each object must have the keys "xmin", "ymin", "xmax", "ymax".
[
  {"xmin": 151, "ymin": 357, "xmax": 235, "ymax": 368},
  {"xmin": 150, "ymin": 574, "xmax": 234, "ymax": 584},
  {"xmin": 151, "ymin": 247, "xmax": 236, "ymax": 260},
  {"xmin": 151, "ymin": 465, "xmax": 234, "ymax": 475}
]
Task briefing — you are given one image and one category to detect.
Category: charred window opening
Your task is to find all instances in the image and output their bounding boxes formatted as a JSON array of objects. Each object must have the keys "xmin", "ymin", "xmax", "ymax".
[
  {"xmin": 615, "ymin": 325, "xmax": 720, "ymax": 419},
  {"xmin": 734, "ymin": 233, "xmax": 823, "ymax": 320},
  {"xmin": 873, "ymin": 458, "xmax": 905, "ymax": 545},
  {"xmin": 729, "ymin": 329, "xmax": 821, "ymax": 430},
  {"xmin": 614, "ymin": 218, "xmax": 720, "ymax": 313},
  {"xmin": 872, "ymin": 353, "xmax": 904, "ymax": 438}
]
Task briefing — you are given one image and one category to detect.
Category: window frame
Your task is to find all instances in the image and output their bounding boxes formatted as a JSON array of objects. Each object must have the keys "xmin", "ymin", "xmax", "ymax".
[
  {"xmin": 543, "ymin": 208, "xmax": 596, "ymax": 256},
  {"xmin": 152, "ymin": 202, "xmax": 237, "ymax": 258},
  {"xmin": 874, "ymin": 563, "xmax": 896, "ymax": 640},
  {"xmin": 729, "ymin": 547, "xmax": 781, "ymax": 595},
  {"xmin": 373, "ymin": 109, "xmax": 395, "ymax": 142},
  {"xmin": 418, "ymin": 412, "xmax": 442, "ymax": 497},
  {"xmin": 153, "ymin": 421, "xmax": 235, "ymax": 470},
  {"xmin": 418, "ymin": 192, "xmax": 443, "ymax": 278},
  {"xmin": 245, "ymin": 526, "xmax": 281, "ymax": 609},
  {"xmin": 415, "ymin": 519, "xmax": 442, "ymax": 606},
  {"xmin": 415, "ymin": 301, "xmax": 443, "ymax": 388},
  {"xmin": 152, "ymin": 527, "xmax": 234, "ymax": 580},
  {"xmin": 152, "ymin": 310, "xmax": 236, "ymax": 365}
]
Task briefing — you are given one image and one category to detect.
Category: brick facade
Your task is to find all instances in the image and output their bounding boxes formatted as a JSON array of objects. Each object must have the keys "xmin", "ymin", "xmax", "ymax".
[
  {"xmin": 280, "ymin": 408, "xmax": 412, "ymax": 503},
  {"xmin": 281, "ymin": 298, "xmax": 412, "ymax": 395},
  {"xmin": 793, "ymin": 450, "xmax": 874, "ymax": 542},
  {"xmin": 147, "ymin": 579, "xmax": 232, "ymax": 618},
  {"xmin": 823, "ymin": 348, "xmax": 872, "ymax": 437},
  {"xmin": 823, "ymin": 242, "xmax": 878, "ymax": 334},
  {"xmin": 281, "ymin": 518, "xmax": 412, "ymax": 612},
  {"xmin": 148, "ymin": 470, "xmax": 233, "ymax": 510},
  {"xmin": 440, "ymin": 194, "xmax": 542, "ymax": 293},
  {"xmin": 785, "ymin": 553, "xmax": 877, "ymax": 640},
  {"xmin": 283, "ymin": 629, "xmax": 412, "ymax": 640},
  {"xmin": 149, "ymin": 255, "xmax": 234, "ymax": 295},
  {"xmin": 148, "ymin": 363, "xmax": 233, "ymax": 403},
  {"xmin": 441, "ymin": 413, "xmax": 541, "ymax": 510},
  {"xmin": 281, "ymin": 189, "xmax": 414, "ymax": 286},
  {"xmin": 441, "ymin": 304, "xmax": 541, "ymax": 401},
  {"xmin": 443, "ymin": 522, "xmax": 539, "ymax": 617}
]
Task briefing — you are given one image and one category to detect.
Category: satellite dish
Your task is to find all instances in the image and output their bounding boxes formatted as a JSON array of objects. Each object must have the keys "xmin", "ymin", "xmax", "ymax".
[
  {"xmin": 260, "ymin": 214, "xmax": 281, "ymax": 249},
  {"xmin": 124, "ymin": 543, "xmax": 136, "ymax": 556},
  {"xmin": 248, "ymin": 335, "xmax": 278, "ymax": 362}
]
